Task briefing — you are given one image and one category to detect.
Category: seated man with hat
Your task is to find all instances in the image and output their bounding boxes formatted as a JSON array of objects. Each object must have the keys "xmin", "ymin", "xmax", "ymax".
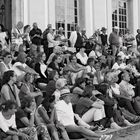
[{"xmin": 54, "ymin": 88, "xmax": 113, "ymax": 140}]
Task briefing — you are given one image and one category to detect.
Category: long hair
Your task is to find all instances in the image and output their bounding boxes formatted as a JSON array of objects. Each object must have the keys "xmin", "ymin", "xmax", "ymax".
[{"xmin": 2, "ymin": 70, "xmax": 14, "ymax": 85}]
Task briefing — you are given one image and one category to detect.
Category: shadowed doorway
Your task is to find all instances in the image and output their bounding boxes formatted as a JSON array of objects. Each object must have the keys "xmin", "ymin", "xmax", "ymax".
[{"xmin": 0, "ymin": 0, "xmax": 12, "ymax": 32}]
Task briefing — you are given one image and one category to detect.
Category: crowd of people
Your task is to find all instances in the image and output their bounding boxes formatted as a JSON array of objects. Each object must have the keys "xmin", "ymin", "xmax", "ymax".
[{"xmin": 0, "ymin": 21, "xmax": 140, "ymax": 140}]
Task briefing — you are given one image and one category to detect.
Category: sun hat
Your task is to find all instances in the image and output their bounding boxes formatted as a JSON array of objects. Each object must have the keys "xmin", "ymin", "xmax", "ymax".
[
  {"xmin": 55, "ymin": 78, "xmax": 67, "ymax": 89},
  {"xmin": 60, "ymin": 88, "xmax": 71, "ymax": 97}
]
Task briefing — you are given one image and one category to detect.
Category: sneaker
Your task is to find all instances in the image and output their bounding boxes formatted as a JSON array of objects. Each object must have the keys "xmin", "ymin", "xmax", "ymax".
[
  {"xmin": 99, "ymin": 134, "xmax": 113, "ymax": 140},
  {"xmin": 110, "ymin": 122, "xmax": 121, "ymax": 129},
  {"xmin": 90, "ymin": 125, "xmax": 99, "ymax": 131},
  {"xmin": 96, "ymin": 125, "xmax": 108, "ymax": 132}
]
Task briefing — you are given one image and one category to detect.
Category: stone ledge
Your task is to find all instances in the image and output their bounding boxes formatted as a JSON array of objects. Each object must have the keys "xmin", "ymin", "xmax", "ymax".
[{"xmin": 103, "ymin": 122, "xmax": 140, "ymax": 136}]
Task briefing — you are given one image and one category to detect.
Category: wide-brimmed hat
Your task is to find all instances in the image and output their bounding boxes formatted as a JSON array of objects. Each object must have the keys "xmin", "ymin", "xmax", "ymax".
[{"xmin": 60, "ymin": 88, "xmax": 71, "ymax": 97}]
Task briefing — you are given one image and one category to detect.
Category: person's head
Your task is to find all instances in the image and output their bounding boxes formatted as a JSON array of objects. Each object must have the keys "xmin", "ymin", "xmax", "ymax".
[
  {"xmin": 96, "ymin": 83, "xmax": 110, "ymax": 95},
  {"xmin": 37, "ymin": 45, "xmax": 44, "ymax": 53},
  {"xmin": 95, "ymin": 45, "xmax": 101, "ymax": 52},
  {"xmin": 48, "ymin": 70, "xmax": 59, "ymax": 81},
  {"xmin": 127, "ymin": 58, "xmax": 136, "ymax": 66},
  {"xmin": 101, "ymin": 27, "xmax": 107, "ymax": 34},
  {"xmin": 52, "ymin": 55, "xmax": 62, "ymax": 63},
  {"xmin": 16, "ymin": 21, "xmax": 23, "ymax": 30},
  {"xmin": 60, "ymin": 88, "xmax": 72, "ymax": 104},
  {"xmin": 76, "ymin": 25, "xmax": 80, "ymax": 32},
  {"xmin": 53, "ymin": 46, "xmax": 62, "ymax": 54},
  {"xmin": 126, "ymin": 28, "xmax": 130, "ymax": 34},
  {"xmin": 94, "ymin": 62, "xmax": 101, "ymax": 71},
  {"xmin": 119, "ymin": 31, "xmax": 123, "ymax": 37},
  {"xmin": 0, "ymin": 100, "xmax": 17, "ymax": 115},
  {"xmin": 24, "ymin": 73, "xmax": 34, "ymax": 83},
  {"xmin": 58, "ymin": 27, "xmax": 64, "ymax": 34},
  {"xmin": 69, "ymin": 54, "xmax": 77, "ymax": 63},
  {"xmin": 30, "ymin": 44, "xmax": 37, "ymax": 52},
  {"xmin": 47, "ymin": 24, "xmax": 52, "ymax": 29},
  {"xmin": 105, "ymin": 72, "xmax": 116, "ymax": 84},
  {"xmin": 16, "ymin": 52, "xmax": 27, "ymax": 63},
  {"xmin": 55, "ymin": 78, "xmax": 67, "ymax": 90},
  {"xmin": 2, "ymin": 70, "xmax": 17, "ymax": 85},
  {"xmin": 2, "ymin": 51, "xmax": 12, "ymax": 64},
  {"xmin": 19, "ymin": 44, "xmax": 26, "ymax": 52},
  {"xmin": 37, "ymin": 52, "xmax": 46, "ymax": 62},
  {"xmin": 81, "ymin": 28, "xmax": 86, "ymax": 35},
  {"xmin": 0, "ymin": 24, "xmax": 5, "ymax": 32},
  {"xmin": 42, "ymin": 95, "xmax": 55, "ymax": 111},
  {"xmin": 121, "ymin": 71, "xmax": 130, "ymax": 82},
  {"xmin": 113, "ymin": 26, "xmax": 119, "ymax": 33},
  {"xmin": 79, "ymin": 46, "xmax": 86, "ymax": 53},
  {"xmin": 137, "ymin": 29, "xmax": 140, "ymax": 34},
  {"xmin": 24, "ymin": 25, "xmax": 31, "ymax": 33},
  {"xmin": 116, "ymin": 56, "xmax": 123, "ymax": 65},
  {"xmin": 48, "ymin": 27, "xmax": 53, "ymax": 34},
  {"xmin": 95, "ymin": 29, "xmax": 100, "ymax": 35},
  {"xmin": 83, "ymin": 86, "xmax": 94, "ymax": 98},
  {"xmin": 21, "ymin": 96, "xmax": 35, "ymax": 110},
  {"xmin": 75, "ymin": 77, "xmax": 86, "ymax": 89},
  {"xmin": 87, "ymin": 57, "xmax": 95, "ymax": 66},
  {"xmin": 33, "ymin": 22, "xmax": 38, "ymax": 29}
]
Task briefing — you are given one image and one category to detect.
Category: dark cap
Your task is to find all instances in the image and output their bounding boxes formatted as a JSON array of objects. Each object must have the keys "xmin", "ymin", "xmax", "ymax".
[{"xmin": 101, "ymin": 27, "xmax": 107, "ymax": 31}]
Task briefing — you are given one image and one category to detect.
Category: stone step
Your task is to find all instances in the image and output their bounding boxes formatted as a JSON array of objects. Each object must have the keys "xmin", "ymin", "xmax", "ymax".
[{"xmin": 101, "ymin": 122, "xmax": 140, "ymax": 136}]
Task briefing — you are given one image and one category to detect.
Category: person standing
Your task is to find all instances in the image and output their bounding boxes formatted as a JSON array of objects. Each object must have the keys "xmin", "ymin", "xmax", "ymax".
[
  {"xmin": 124, "ymin": 28, "xmax": 135, "ymax": 47},
  {"xmin": 109, "ymin": 26, "xmax": 120, "ymax": 56},
  {"xmin": 69, "ymin": 25, "xmax": 83, "ymax": 52},
  {"xmin": 29, "ymin": 22, "xmax": 42, "ymax": 45},
  {"xmin": 136, "ymin": 29, "xmax": 140, "ymax": 49}
]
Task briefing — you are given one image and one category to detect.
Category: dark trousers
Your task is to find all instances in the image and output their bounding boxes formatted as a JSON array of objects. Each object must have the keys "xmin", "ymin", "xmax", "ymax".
[{"xmin": 118, "ymin": 98, "xmax": 137, "ymax": 115}]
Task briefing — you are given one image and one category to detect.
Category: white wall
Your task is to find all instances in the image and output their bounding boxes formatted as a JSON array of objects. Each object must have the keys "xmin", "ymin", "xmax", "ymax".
[
  {"xmin": 93, "ymin": 0, "xmax": 107, "ymax": 30},
  {"xmin": 25, "ymin": 0, "xmax": 49, "ymax": 31}
]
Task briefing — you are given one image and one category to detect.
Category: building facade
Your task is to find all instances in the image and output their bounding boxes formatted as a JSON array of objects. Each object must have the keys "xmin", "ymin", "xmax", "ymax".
[{"xmin": 0, "ymin": 0, "xmax": 140, "ymax": 38}]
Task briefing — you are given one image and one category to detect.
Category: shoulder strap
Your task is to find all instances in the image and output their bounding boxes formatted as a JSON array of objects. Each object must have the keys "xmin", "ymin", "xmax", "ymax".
[{"xmin": 7, "ymin": 84, "xmax": 16, "ymax": 100}]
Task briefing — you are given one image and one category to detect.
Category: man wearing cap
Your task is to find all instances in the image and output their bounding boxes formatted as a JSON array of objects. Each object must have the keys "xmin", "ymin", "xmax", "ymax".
[{"xmin": 109, "ymin": 26, "xmax": 120, "ymax": 56}]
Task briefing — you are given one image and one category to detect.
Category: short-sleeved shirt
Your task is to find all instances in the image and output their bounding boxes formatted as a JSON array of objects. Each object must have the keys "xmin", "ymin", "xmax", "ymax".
[
  {"xmin": 15, "ymin": 108, "xmax": 29, "ymax": 129},
  {"xmin": 75, "ymin": 97, "xmax": 94, "ymax": 117},
  {"xmin": 0, "ymin": 112, "xmax": 16, "ymax": 132},
  {"xmin": 86, "ymin": 65, "xmax": 96, "ymax": 74}
]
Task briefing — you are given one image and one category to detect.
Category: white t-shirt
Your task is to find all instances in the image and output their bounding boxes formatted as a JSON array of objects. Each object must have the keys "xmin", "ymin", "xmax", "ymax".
[
  {"xmin": 40, "ymin": 63, "xmax": 47, "ymax": 78},
  {"xmin": 86, "ymin": 65, "xmax": 96, "ymax": 74},
  {"xmin": 76, "ymin": 52, "xmax": 88, "ymax": 65},
  {"xmin": 55, "ymin": 100, "xmax": 75, "ymax": 126},
  {"xmin": 13, "ymin": 62, "xmax": 27, "ymax": 76},
  {"xmin": 0, "ymin": 32, "xmax": 7, "ymax": 48},
  {"xmin": 111, "ymin": 83, "xmax": 120, "ymax": 95},
  {"xmin": 0, "ymin": 112, "xmax": 16, "ymax": 132},
  {"xmin": 112, "ymin": 62, "xmax": 126, "ymax": 70}
]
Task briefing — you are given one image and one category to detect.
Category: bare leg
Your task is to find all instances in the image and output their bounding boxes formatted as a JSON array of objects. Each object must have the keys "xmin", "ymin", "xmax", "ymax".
[
  {"xmin": 65, "ymin": 125, "xmax": 101, "ymax": 138},
  {"xmin": 47, "ymin": 124, "xmax": 59, "ymax": 140}
]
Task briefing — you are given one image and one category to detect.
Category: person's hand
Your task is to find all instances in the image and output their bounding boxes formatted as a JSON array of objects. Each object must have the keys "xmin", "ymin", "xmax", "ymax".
[{"xmin": 18, "ymin": 132, "xmax": 29, "ymax": 140}]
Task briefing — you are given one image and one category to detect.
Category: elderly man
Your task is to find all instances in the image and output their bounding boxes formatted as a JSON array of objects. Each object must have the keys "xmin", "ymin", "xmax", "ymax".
[
  {"xmin": 109, "ymin": 26, "xmax": 120, "ymax": 56},
  {"xmin": 54, "ymin": 88, "xmax": 112, "ymax": 140}
]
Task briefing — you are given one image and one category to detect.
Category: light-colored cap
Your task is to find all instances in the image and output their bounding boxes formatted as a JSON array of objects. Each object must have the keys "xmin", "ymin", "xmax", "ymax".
[{"xmin": 114, "ymin": 26, "xmax": 119, "ymax": 30}]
